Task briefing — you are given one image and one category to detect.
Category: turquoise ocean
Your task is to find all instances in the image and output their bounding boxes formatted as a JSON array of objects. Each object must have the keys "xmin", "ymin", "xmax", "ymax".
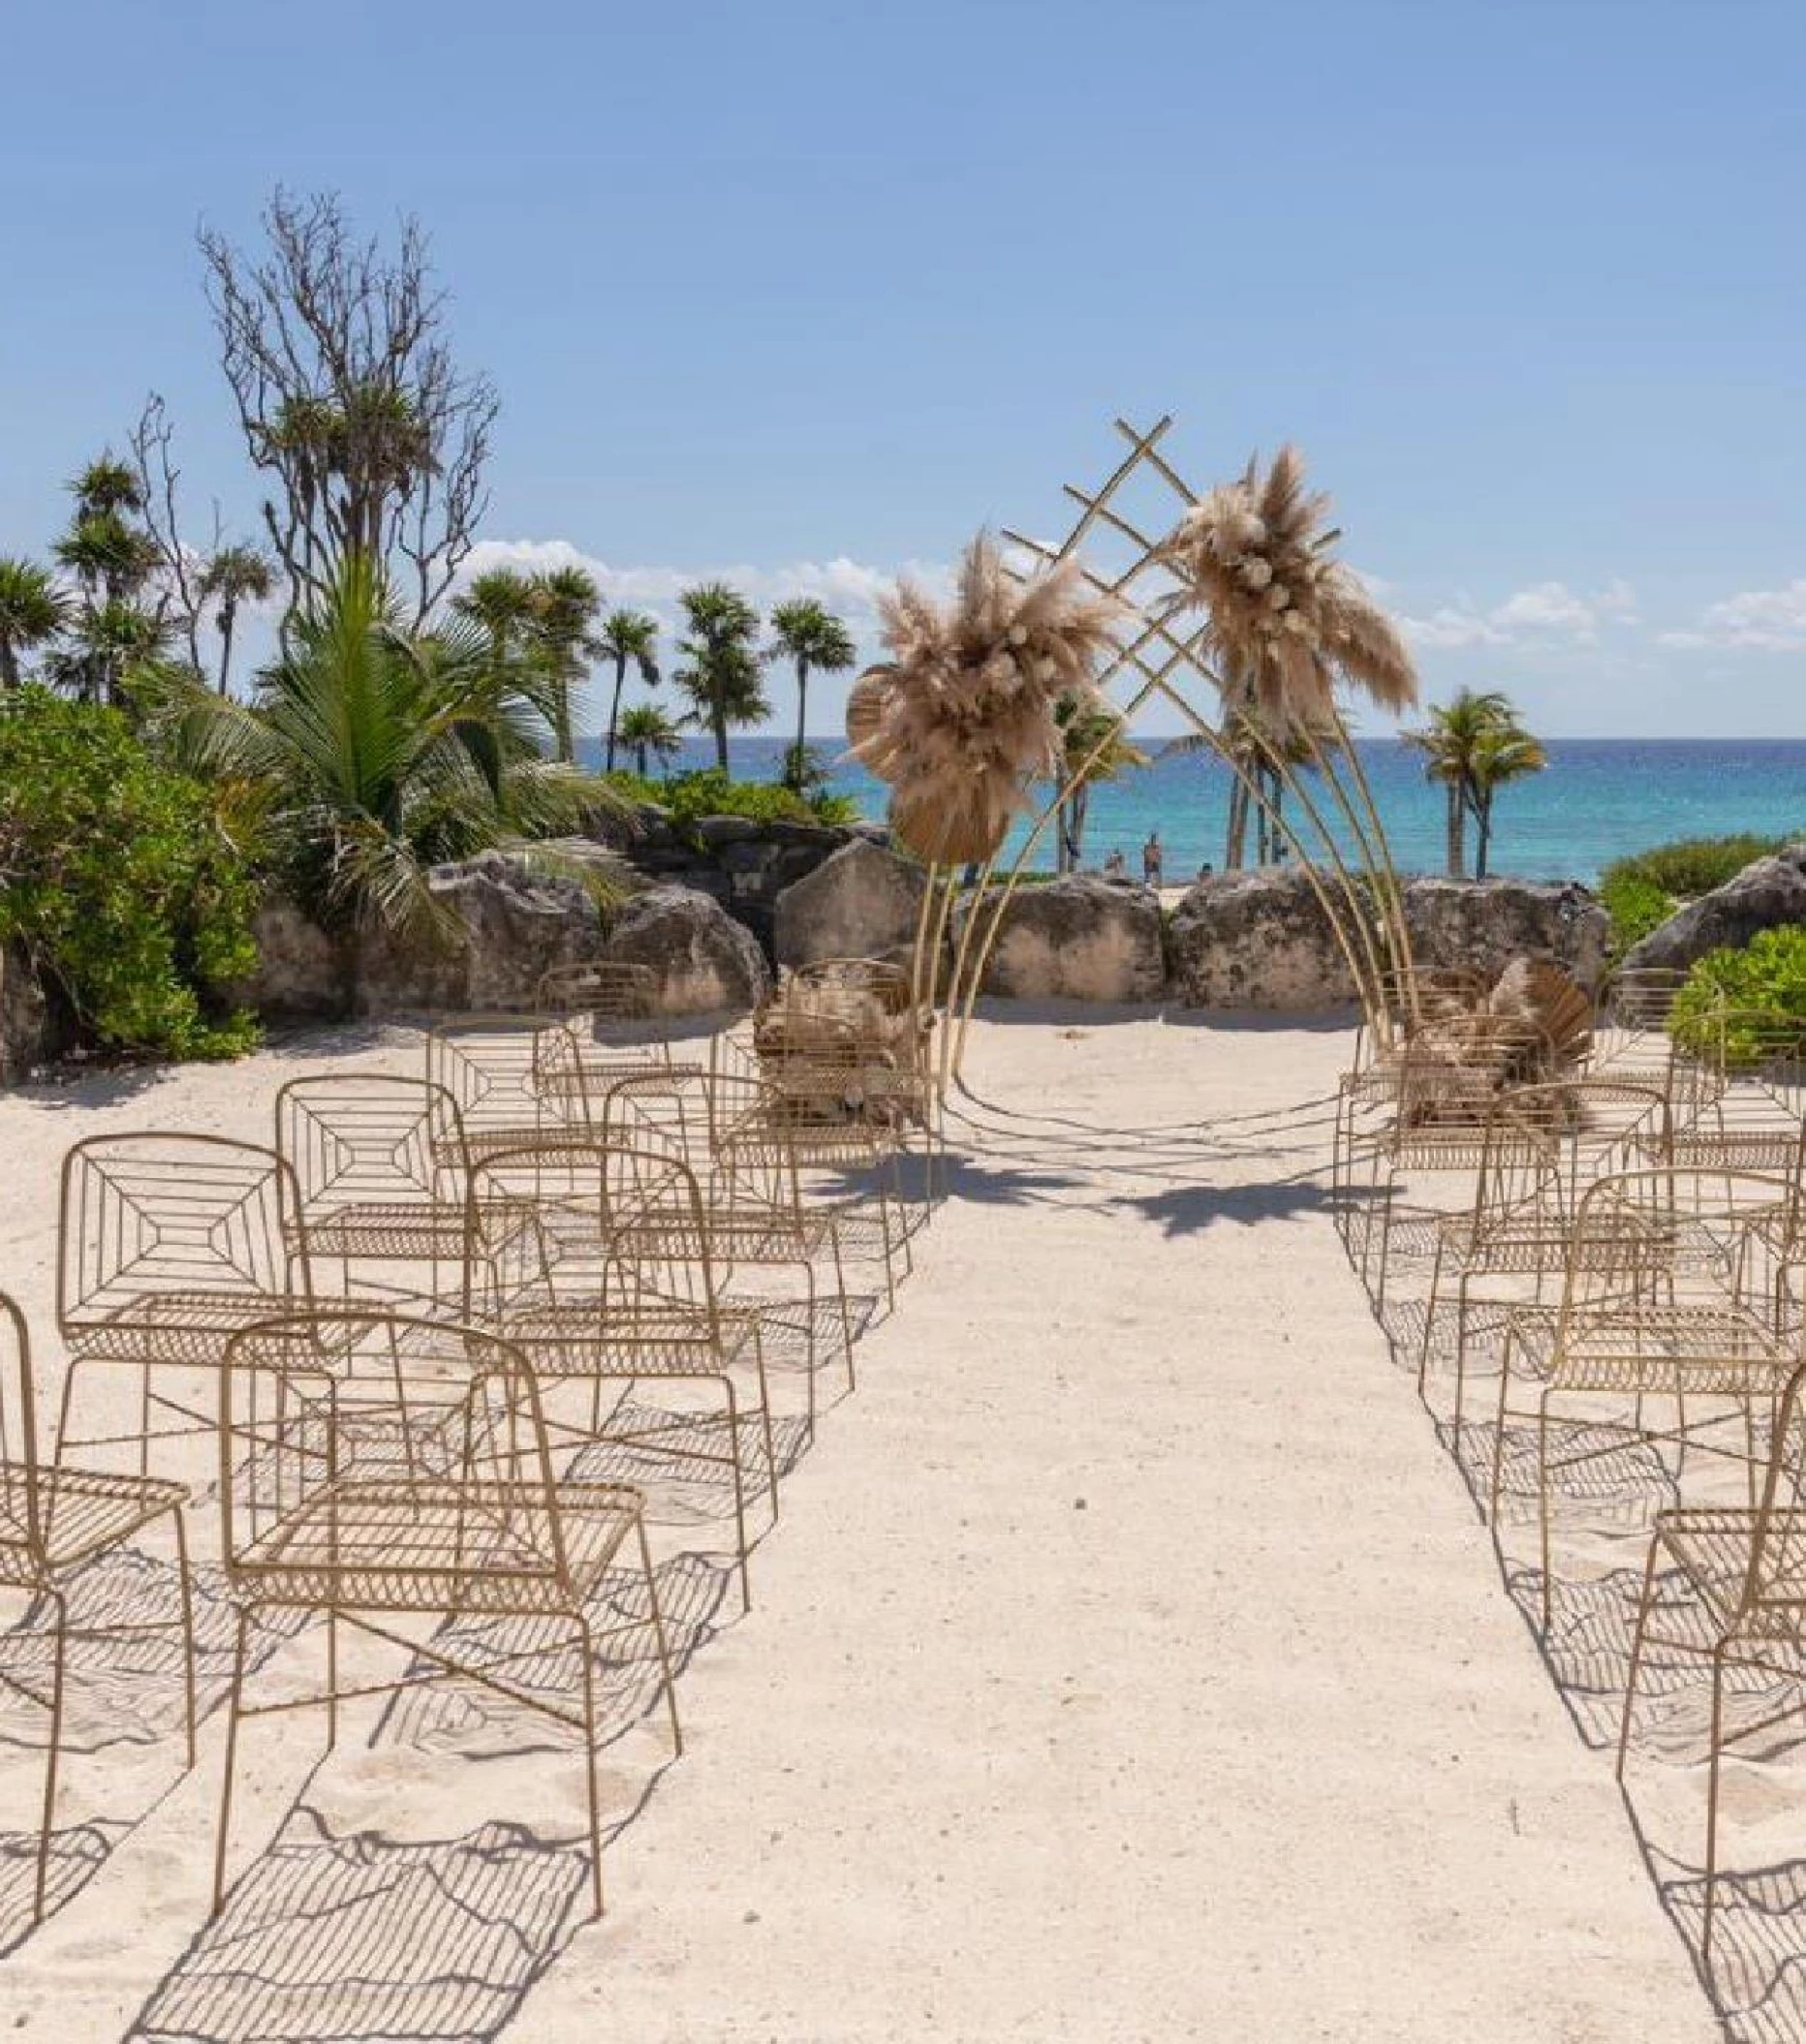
[{"xmin": 591, "ymin": 736, "xmax": 1806, "ymax": 887}]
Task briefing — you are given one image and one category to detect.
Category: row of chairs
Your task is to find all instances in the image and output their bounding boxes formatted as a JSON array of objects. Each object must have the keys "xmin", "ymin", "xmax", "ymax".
[
  {"xmin": 1337, "ymin": 962, "xmax": 1806, "ymax": 1967},
  {"xmin": 2, "ymin": 959, "xmax": 937, "ymax": 1933}
]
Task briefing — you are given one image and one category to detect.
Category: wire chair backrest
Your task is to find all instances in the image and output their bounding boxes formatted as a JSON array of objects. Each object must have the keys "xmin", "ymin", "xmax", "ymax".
[
  {"xmin": 220, "ymin": 1311, "xmax": 573, "ymax": 1608},
  {"xmin": 536, "ymin": 960, "xmax": 658, "ymax": 1020},
  {"xmin": 275, "ymin": 1075, "xmax": 468, "ymax": 1218},
  {"xmin": 427, "ymin": 1016, "xmax": 571, "ymax": 1141},
  {"xmin": 791, "ymin": 957, "xmax": 915, "ymax": 1015},
  {"xmin": 1556, "ymin": 1167, "xmax": 1804, "ymax": 1327},
  {"xmin": 1736, "ymin": 1352, "xmax": 1806, "ymax": 1631},
  {"xmin": 59, "ymin": 1133, "xmax": 309, "ymax": 1336},
  {"xmin": 0, "ymin": 1293, "xmax": 46, "ymax": 1587}
]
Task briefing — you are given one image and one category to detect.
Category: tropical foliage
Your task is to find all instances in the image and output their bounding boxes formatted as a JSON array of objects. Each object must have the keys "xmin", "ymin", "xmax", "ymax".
[
  {"xmin": 768, "ymin": 599, "xmax": 856, "ymax": 790},
  {"xmin": 1599, "ymin": 832, "xmax": 1797, "ymax": 961},
  {"xmin": 1052, "ymin": 697, "xmax": 1146, "ymax": 873},
  {"xmin": 673, "ymin": 583, "xmax": 768, "ymax": 772},
  {"xmin": 1669, "ymin": 926, "xmax": 1806, "ymax": 1067},
  {"xmin": 1405, "ymin": 689, "xmax": 1546, "ymax": 878},
  {"xmin": 0, "ymin": 689, "xmax": 260, "ymax": 1058},
  {"xmin": 615, "ymin": 701, "xmax": 685, "ymax": 778},
  {"xmin": 602, "ymin": 765, "xmax": 856, "ymax": 832},
  {"xmin": 596, "ymin": 608, "xmax": 662, "ymax": 771},
  {"xmin": 149, "ymin": 556, "xmax": 617, "ymax": 949}
]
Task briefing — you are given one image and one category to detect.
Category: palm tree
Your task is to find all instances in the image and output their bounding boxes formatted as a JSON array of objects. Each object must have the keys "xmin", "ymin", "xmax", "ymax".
[
  {"xmin": 0, "ymin": 558, "xmax": 71, "ymax": 688},
  {"xmin": 617, "ymin": 702, "xmax": 686, "ymax": 778},
  {"xmin": 45, "ymin": 601, "xmax": 173, "ymax": 707},
  {"xmin": 1053, "ymin": 697, "xmax": 1146, "ymax": 872},
  {"xmin": 595, "ymin": 609, "xmax": 662, "ymax": 772},
  {"xmin": 1467, "ymin": 712, "xmax": 1547, "ymax": 879},
  {"xmin": 768, "ymin": 599, "xmax": 856, "ymax": 790},
  {"xmin": 199, "ymin": 544, "xmax": 275, "ymax": 695},
  {"xmin": 54, "ymin": 512, "xmax": 157, "ymax": 607},
  {"xmin": 673, "ymin": 582, "xmax": 767, "ymax": 773},
  {"xmin": 1404, "ymin": 689, "xmax": 1514, "ymax": 878},
  {"xmin": 525, "ymin": 566, "xmax": 602, "ymax": 764},
  {"xmin": 153, "ymin": 554, "xmax": 614, "ymax": 955},
  {"xmin": 453, "ymin": 568, "xmax": 541, "ymax": 666},
  {"xmin": 68, "ymin": 453, "xmax": 145, "ymax": 521}
]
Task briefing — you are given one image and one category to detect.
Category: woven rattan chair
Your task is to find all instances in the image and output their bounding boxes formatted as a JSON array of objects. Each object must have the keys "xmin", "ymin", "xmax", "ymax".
[
  {"xmin": 1618, "ymin": 1347, "xmax": 1806, "ymax": 1967},
  {"xmin": 57, "ymin": 1134, "xmax": 315, "ymax": 1471},
  {"xmin": 212, "ymin": 1310, "xmax": 681, "ymax": 1919},
  {"xmin": 1489, "ymin": 1168, "xmax": 1806, "ymax": 1625},
  {"xmin": 0, "ymin": 1292, "xmax": 195, "ymax": 1922},
  {"xmin": 275, "ymin": 1076, "xmax": 471, "ymax": 1305},
  {"xmin": 466, "ymin": 1141, "xmax": 779, "ymax": 1610}
]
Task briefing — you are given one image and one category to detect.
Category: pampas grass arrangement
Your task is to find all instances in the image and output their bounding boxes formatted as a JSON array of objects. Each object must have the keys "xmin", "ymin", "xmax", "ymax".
[
  {"xmin": 850, "ymin": 535, "xmax": 1120, "ymax": 865},
  {"xmin": 1156, "ymin": 445, "xmax": 1416, "ymax": 733}
]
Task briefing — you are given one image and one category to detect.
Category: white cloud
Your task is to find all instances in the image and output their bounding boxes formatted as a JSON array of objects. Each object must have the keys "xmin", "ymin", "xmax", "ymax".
[
  {"xmin": 1398, "ymin": 577, "xmax": 1639, "ymax": 651},
  {"xmin": 1658, "ymin": 577, "xmax": 1806, "ymax": 651}
]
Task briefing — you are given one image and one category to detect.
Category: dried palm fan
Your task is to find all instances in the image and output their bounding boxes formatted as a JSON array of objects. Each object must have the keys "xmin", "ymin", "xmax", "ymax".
[
  {"xmin": 849, "ymin": 535, "xmax": 1121, "ymax": 866},
  {"xmin": 1487, "ymin": 957, "xmax": 1594, "ymax": 1074},
  {"xmin": 1155, "ymin": 445, "xmax": 1416, "ymax": 735},
  {"xmin": 1396, "ymin": 957, "xmax": 1593, "ymax": 1124}
]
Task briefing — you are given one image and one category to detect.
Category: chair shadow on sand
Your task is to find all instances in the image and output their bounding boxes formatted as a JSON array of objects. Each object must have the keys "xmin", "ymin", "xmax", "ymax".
[{"xmin": 1380, "ymin": 1186, "xmax": 1806, "ymax": 2040}]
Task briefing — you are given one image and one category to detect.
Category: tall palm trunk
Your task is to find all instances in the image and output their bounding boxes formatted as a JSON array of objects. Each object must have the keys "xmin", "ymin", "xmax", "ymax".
[
  {"xmin": 1445, "ymin": 784, "xmax": 1466, "ymax": 877},
  {"xmin": 792, "ymin": 657, "xmax": 810, "ymax": 789},
  {"xmin": 1226, "ymin": 779, "xmax": 1250, "ymax": 870},
  {"xmin": 0, "ymin": 640, "xmax": 17, "ymax": 690},
  {"xmin": 606, "ymin": 653, "xmax": 627, "ymax": 772},
  {"xmin": 713, "ymin": 712, "xmax": 730, "ymax": 773},
  {"xmin": 1474, "ymin": 795, "xmax": 1493, "ymax": 880},
  {"xmin": 217, "ymin": 599, "xmax": 237, "ymax": 696}
]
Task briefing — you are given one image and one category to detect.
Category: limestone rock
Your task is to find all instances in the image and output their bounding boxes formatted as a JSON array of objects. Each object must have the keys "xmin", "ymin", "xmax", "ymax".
[
  {"xmin": 232, "ymin": 898, "xmax": 346, "ymax": 1019},
  {"xmin": 957, "ymin": 876, "xmax": 1167, "ymax": 1004},
  {"xmin": 1622, "ymin": 842, "xmax": 1806, "ymax": 975},
  {"xmin": 774, "ymin": 838, "xmax": 936, "ymax": 972},
  {"xmin": 604, "ymin": 884, "xmax": 771, "ymax": 1014}
]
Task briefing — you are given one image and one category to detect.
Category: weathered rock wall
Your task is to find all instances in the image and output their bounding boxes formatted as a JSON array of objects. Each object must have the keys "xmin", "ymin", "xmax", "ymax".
[{"xmin": 1622, "ymin": 842, "xmax": 1806, "ymax": 975}]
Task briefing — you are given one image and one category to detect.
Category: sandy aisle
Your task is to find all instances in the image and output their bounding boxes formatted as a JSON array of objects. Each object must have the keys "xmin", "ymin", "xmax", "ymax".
[{"xmin": 0, "ymin": 1011, "xmax": 1716, "ymax": 2040}]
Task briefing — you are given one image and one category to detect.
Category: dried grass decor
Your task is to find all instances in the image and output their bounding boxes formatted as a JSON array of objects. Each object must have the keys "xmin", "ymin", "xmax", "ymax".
[
  {"xmin": 1399, "ymin": 956, "xmax": 1596, "ymax": 1124},
  {"xmin": 849, "ymin": 534, "xmax": 1120, "ymax": 866},
  {"xmin": 1155, "ymin": 445, "xmax": 1416, "ymax": 734},
  {"xmin": 753, "ymin": 973, "xmax": 933, "ymax": 1126}
]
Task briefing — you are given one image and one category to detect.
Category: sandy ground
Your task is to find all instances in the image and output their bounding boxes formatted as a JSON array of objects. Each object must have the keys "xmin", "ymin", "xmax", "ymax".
[{"xmin": 0, "ymin": 1010, "xmax": 1719, "ymax": 2042}]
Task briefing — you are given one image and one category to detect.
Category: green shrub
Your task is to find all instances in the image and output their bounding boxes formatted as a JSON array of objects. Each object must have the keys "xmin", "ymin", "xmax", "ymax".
[
  {"xmin": 1600, "ymin": 871, "xmax": 1676, "ymax": 961},
  {"xmin": 602, "ymin": 767, "xmax": 858, "ymax": 831},
  {"xmin": 0, "ymin": 689, "xmax": 260, "ymax": 1061},
  {"xmin": 1603, "ymin": 833, "xmax": 1790, "ymax": 904},
  {"xmin": 1669, "ymin": 926, "xmax": 1806, "ymax": 1067}
]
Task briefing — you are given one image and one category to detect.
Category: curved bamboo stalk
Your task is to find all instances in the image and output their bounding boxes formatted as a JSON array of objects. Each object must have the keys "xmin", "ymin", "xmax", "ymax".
[{"xmin": 1321, "ymin": 706, "xmax": 1417, "ymax": 1029}]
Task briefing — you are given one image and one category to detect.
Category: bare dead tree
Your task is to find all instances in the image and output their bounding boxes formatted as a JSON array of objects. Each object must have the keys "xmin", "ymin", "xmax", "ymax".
[
  {"xmin": 199, "ymin": 189, "xmax": 499, "ymax": 628},
  {"xmin": 130, "ymin": 392, "xmax": 216, "ymax": 670}
]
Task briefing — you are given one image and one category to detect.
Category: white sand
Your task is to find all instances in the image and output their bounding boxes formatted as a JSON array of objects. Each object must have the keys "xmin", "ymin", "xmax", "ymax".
[{"xmin": 0, "ymin": 1012, "xmax": 1717, "ymax": 2040}]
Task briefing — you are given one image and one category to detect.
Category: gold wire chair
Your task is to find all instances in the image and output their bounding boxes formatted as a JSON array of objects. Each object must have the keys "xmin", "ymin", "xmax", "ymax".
[
  {"xmin": 56, "ymin": 1134, "xmax": 316, "ymax": 1471},
  {"xmin": 465, "ymin": 1141, "xmax": 779, "ymax": 1611},
  {"xmin": 1488, "ymin": 1168, "xmax": 1806, "ymax": 1626},
  {"xmin": 1650, "ymin": 1008, "xmax": 1806, "ymax": 1176},
  {"xmin": 0, "ymin": 1292, "xmax": 196, "ymax": 1923},
  {"xmin": 1618, "ymin": 1340, "xmax": 1806, "ymax": 1968},
  {"xmin": 212, "ymin": 1310, "xmax": 682, "ymax": 1921},
  {"xmin": 1418, "ymin": 1081, "xmax": 1674, "ymax": 1432},
  {"xmin": 537, "ymin": 961, "xmax": 659, "ymax": 1019},
  {"xmin": 275, "ymin": 1075, "xmax": 472, "ymax": 1305}
]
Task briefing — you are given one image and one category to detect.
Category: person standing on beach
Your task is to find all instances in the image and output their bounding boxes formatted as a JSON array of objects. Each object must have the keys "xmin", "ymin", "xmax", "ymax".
[{"xmin": 1142, "ymin": 831, "xmax": 1164, "ymax": 886}]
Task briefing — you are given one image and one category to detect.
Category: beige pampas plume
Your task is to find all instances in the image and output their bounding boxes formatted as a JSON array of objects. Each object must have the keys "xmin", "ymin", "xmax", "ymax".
[
  {"xmin": 847, "ymin": 533, "xmax": 1121, "ymax": 866},
  {"xmin": 1157, "ymin": 445, "xmax": 1417, "ymax": 732}
]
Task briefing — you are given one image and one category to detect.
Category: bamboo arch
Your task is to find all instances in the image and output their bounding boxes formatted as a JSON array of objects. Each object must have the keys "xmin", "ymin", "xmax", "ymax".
[{"xmin": 908, "ymin": 415, "xmax": 1419, "ymax": 1090}]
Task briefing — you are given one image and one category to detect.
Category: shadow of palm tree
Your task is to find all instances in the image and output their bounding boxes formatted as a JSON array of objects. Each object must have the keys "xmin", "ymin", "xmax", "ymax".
[{"xmin": 1119, "ymin": 1179, "xmax": 1337, "ymax": 1237}]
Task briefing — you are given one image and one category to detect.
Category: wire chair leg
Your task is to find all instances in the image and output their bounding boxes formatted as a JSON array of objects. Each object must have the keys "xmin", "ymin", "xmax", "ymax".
[
  {"xmin": 636, "ymin": 1508, "xmax": 684, "ymax": 1759},
  {"xmin": 211, "ymin": 1604, "xmax": 253, "ymax": 1919},
  {"xmin": 32, "ymin": 1591, "xmax": 70, "ymax": 1925},
  {"xmin": 1617, "ymin": 1534, "xmax": 1663, "ymax": 1781},
  {"xmin": 171, "ymin": 1504, "xmax": 199, "ymax": 1769}
]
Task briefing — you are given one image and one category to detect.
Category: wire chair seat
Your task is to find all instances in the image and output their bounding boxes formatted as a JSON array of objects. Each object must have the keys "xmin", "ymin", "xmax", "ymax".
[
  {"xmin": 288, "ymin": 1201, "xmax": 472, "ymax": 1262},
  {"xmin": 1656, "ymin": 1126, "xmax": 1806, "ymax": 1171},
  {"xmin": 0, "ymin": 1463, "xmax": 189, "ymax": 1585},
  {"xmin": 1639, "ymin": 1507, "xmax": 1806, "ymax": 1640},
  {"xmin": 1503, "ymin": 1300, "xmax": 1794, "ymax": 1397},
  {"xmin": 231, "ymin": 1475, "xmax": 644, "ymax": 1615},
  {"xmin": 491, "ymin": 1286, "xmax": 764, "ymax": 1378},
  {"xmin": 67, "ymin": 1288, "xmax": 320, "ymax": 1367}
]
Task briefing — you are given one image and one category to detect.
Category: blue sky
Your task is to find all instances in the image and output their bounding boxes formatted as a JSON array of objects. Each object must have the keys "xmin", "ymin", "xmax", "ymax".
[{"xmin": 3, "ymin": 0, "xmax": 1803, "ymax": 736}]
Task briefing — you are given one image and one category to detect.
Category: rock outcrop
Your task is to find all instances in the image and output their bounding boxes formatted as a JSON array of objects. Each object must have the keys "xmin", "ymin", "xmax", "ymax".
[
  {"xmin": 955, "ymin": 876, "xmax": 1167, "ymax": 1003},
  {"xmin": 355, "ymin": 851, "xmax": 608, "ymax": 1014},
  {"xmin": 0, "ymin": 945, "xmax": 69, "ymax": 1084},
  {"xmin": 1167, "ymin": 870, "xmax": 1610, "ymax": 1009},
  {"xmin": 1622, "ymin": 842, "xmax": 1806, "ymax": 975},
  {"xmin": 232, "ymin": 899, "xmax": 346, "ymax": 1019},
  {"xmin": 603, "ymin": 884, "xmax": 771, "ymax": 1014},
  {"xmin": 773, "ymin": 838, "xmax": 935, "ymax": 972}
]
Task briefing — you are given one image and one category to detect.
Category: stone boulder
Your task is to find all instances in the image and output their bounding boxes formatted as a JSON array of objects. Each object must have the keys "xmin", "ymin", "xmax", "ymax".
[
  {"xmin": 355, "ymin": 851, "xmax": 607, "ymax": 1014},
  {"xmin": 955, "ymin": 876, "xmax": 1167, "ymax": 1003},
  {"xmin": 232, "ymin": 898, "xmax": 346, "ymax": 1019},
  {"xmin": 774, "ymin": 838, "xmax": 936, "ymax": 972},
  {"xmin": 603, "ymin": 884, "xmax": 771, "ymax": 1014},
  {"xmin": 1622, "ymin": 842, "xmax": 1806, "ymax": 975},
  {"xmin": 1167, "ymin": 870, "xmax": 1611, "ymax": 1009},
  {"xmin": 1404, "ymin": 878, "xmax": 1610, "ymax": 993}
]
